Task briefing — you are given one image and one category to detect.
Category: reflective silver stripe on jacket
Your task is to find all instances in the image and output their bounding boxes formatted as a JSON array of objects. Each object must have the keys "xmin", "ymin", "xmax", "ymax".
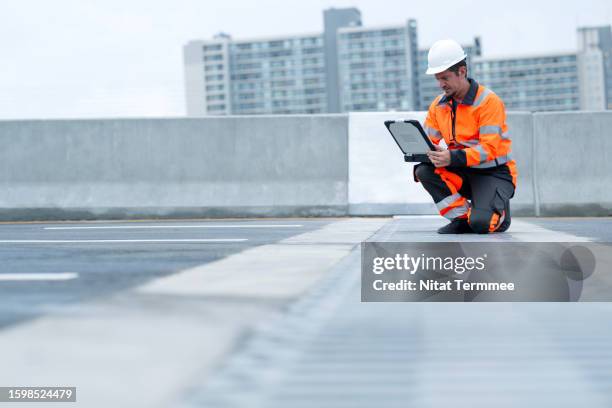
[
  {"xmin": 473, "ymin": 144, "xmax": 489, "ymax": 162},
  {"xmin": 436, "ymin": 193, "xmax": 461, "ymax": 211},
  {"xmin": 473, "ymin": 88, "xmax": 492, "ymax": 108},
  {"xmin": 479, "ymin": 125, "xmax": 511, "ymax": 140},
  {"xmin": 424, "ymin": 125, "xmax": 442, "ymax": 140},
  {"xmin": 479, "ymin": 125, "xmax": 502, "ymax": 135},
  {"xmin": 458, "ymin": 139, "xmax": 479, "ymax": 147},
  {"xmin": 471, "ymin": 153, "xmax": 513, "ymax": 169}
]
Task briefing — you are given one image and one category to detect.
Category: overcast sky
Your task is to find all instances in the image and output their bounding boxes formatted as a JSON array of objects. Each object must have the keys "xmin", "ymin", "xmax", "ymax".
[{"xmin": 1, "ymin": 0, "xmax": 610, "ymax": 119}]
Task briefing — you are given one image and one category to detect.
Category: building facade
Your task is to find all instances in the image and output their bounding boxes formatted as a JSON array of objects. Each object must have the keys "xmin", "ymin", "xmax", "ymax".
[
  {"xmin": 184, "ymin": 8, "xmax": 364, "ymax": 115},
  {"xmin": 324, "ymin": 8, "xmax": 363, "ymax": 113},
  {"xmin": 472, "ymin": 53, "xmax": 580, "ymax": 112},
  {"xmin": 577, "ymin": 26, "xmax": 612, "ymax": 110},
  {"xmin": 184, "ymin": 32, "xmax": 328, "ymax": 115},
  {"xmin": 337, "ymin": 20, "xmax": 418, "ymax": 112},
  {"xmin": 184, "ymin": 9, "xmax": 611, "ymax": 115},
  {"xmin": 184, "ymin": 8, "xmax": 419, "ymax": 115}
]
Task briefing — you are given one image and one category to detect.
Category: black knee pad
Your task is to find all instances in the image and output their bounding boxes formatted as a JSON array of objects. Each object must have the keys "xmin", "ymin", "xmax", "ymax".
[
  {"xmin": 468, "ymin": 208, "xmax": 495, "ymax": 234},
  {"xmin": 414, "ymin": 163, "xmax": 435, "ymax": 182}
]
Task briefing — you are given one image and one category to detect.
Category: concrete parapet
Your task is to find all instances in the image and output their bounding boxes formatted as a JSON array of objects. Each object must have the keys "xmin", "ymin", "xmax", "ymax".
[
  {"xmin": 533, "ymin": 111, "xmax": 612, "ymax": 216},
  {"xmin": 0, "ymin": 116, "xmax": 349, "ymax": 220},
  {"xmin": 0, "ymin": 110, "xmax": 610, "ymax": 220}
]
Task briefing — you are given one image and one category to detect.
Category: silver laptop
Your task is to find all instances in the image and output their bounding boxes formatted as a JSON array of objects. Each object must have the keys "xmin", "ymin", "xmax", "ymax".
[{"xmin": 384, "ymin": 120, "xmax": 435, "ymax": 162}]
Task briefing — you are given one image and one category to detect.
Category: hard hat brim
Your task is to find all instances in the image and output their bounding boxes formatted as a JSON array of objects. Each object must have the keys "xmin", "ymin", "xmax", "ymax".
[{"xmin": 425, "ymin": 54, "xmax": 467, "ymax": 75}]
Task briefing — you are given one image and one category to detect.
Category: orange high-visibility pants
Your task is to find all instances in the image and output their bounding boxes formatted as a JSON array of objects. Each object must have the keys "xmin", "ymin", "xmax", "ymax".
[{"xmin": 414, "ymin": 163, "xmax": 515, "ymax": 233}]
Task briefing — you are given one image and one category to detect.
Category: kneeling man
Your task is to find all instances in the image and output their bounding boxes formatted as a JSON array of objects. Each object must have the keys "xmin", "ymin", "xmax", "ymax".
[{"xmin": 416, "ymin": 39, "xmax": 517, "ymax": 234}]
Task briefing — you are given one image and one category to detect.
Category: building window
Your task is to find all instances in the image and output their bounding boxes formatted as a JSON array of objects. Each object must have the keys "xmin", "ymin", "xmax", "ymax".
[
  {"xmin": 204, "ymin": 54, "xmax": 223, "ymax": 61},
  {"xmin": 204, "ymin": 44, "xmax": 222, "ymax": 52}
]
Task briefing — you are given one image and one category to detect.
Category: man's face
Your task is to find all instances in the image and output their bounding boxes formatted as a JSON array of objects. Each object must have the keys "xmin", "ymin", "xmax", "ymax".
[{"xmin": 434, "ymin": 67, "xmax": 466, "ymax": 98}]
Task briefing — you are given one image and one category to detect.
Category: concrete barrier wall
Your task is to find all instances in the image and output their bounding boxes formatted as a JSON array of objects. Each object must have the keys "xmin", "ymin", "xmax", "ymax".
[
  {"xmin": 534, "ymin": 111, "xmax": 612, "ymax": 216},
  {"xmin": 347, "ymin": 111, "xmax": 612, "ymax": 217},
  {"xmin": 347, "ymin": 112, "xmax": 536, "ymax": 216},
  {"xmin": 347, "ymin": 111, "xmax": 434, "ymax": 216},
  {"xmin": 0, "ymin": 111, "xmax": 610, "ymax": 220},
  {"xmin": 0, "ymin": 116, "xmax": 349, "ymax": 220}
]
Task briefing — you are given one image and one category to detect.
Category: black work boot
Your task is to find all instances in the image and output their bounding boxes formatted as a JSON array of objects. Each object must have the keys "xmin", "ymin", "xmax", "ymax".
[{"xmin": 437, "ymin": 217, "xmax": 473, "ymax": 234}]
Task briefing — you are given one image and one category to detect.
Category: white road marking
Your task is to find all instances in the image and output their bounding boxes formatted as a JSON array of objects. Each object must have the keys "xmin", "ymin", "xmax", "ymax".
[
  {"xmin": 0, "ymin": 273, "xmax": 78, "ymax": 281},
  {"xmin": 0, "ymin": 239, "xmax": 247, "ymax": 244},
  {"xmin": 43, "ymin": 224, "xmax": 303, "ymax": 230}
]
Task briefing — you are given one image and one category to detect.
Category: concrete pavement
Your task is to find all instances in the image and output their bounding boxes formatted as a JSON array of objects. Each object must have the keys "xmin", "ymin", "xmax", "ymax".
[
  {"xmin": 0, "ymin": 217, "xmax": 611, "ymax": 407},
  {"xmin": 0, "ymin": 218, "xmax": 386, "ymax": 407},
  {"xmin": 181, "ymin": 217, "xmax": 612, "ymax": 408}
]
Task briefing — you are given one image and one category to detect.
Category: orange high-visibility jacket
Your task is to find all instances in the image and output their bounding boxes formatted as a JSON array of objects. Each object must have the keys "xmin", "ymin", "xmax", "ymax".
[{"xmin": 423, "ymin": 78, "xmax": 517, "ymax": 186}]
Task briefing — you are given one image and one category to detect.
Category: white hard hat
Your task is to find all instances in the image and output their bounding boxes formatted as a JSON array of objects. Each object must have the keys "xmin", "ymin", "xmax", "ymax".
[{"xmin": 426, "ymin": 39, "xmax": 467, "ymax": 75}]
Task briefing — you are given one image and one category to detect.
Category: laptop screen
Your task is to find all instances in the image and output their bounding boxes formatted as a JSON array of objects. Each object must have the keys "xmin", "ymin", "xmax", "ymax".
[{"xmin": 388, "ymin": 122, "xmax": 432, "ymax": 154}]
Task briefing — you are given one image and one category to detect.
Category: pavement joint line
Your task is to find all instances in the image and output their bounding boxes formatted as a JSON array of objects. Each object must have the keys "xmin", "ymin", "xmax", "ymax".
[
  {"xmin": 43, "ymin": 224, "xmax": 304, "ymax": 230},
  {"xmin": 0, "ymin": 273, "xmax": 78, "ymax": 281},
  {"xmin": 0, "ymin": 239, "xmax": 248, "ymax": 244}
]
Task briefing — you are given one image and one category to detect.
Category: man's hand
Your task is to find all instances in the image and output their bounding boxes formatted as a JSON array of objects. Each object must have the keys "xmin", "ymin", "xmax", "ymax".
[{"xmin": 427, "ymin": 144, "xmax": 451, "ymax": 168}]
